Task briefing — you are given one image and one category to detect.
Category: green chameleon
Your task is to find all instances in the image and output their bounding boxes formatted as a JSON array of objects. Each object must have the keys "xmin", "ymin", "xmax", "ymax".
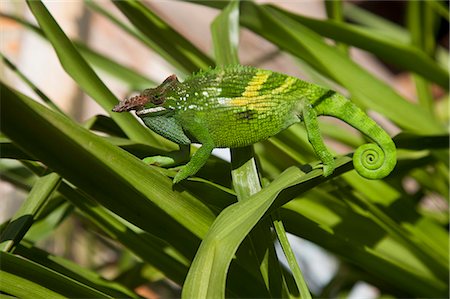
[{"xmin": 113, "ymin": 65, "xmax": 396, "ymax": 183}]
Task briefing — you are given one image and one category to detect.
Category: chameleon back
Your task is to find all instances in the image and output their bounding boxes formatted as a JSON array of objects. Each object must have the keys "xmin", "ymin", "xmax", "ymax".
[{"xmin": 170, "ymin": 65, "xmax": 310, "ymax": 148}]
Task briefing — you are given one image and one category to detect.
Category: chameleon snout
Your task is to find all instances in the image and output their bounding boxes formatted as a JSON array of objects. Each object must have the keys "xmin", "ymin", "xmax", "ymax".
[{"xmin": 112, "ymin": 94, "xmax": 150, "ymax": 112}]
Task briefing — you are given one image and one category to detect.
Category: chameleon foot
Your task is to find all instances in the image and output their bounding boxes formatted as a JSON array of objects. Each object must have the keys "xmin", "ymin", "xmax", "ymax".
[{"xmin": 143, "ymin": 156, "xmax": 177, "ymax": 167}]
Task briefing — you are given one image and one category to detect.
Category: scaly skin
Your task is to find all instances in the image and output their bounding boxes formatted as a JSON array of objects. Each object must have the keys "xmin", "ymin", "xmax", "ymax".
[{"xmin": 113, "ymin": 65, "xmax": 396, "ymax": 183}]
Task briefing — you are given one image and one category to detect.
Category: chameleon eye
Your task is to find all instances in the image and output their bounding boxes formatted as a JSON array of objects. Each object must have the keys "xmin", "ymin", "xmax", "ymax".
[{"xmin": 152, "ymin": 94, "xmax": 165, "ymax": 105}]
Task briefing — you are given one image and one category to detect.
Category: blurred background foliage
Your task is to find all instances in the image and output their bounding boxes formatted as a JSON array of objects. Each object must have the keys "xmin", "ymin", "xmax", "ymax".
[{"xmin": 0, "ymin": 1, "xmax": 449, "ymax": 298}]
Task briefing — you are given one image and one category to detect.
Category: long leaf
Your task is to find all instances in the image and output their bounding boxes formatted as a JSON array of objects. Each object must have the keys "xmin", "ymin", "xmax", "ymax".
[
  {"xmin": 343, "ymin": 2, "xmax": 448, "ymax": 68},
  {"xmin": 0, "ymin": 252, "xmax": 113, "ymax": 298},
  {"xmin": 272, "ymin": 212, "xmax": 311, "ymax": 299},
  {"xmin": 1, "ymin": 54, "xmax": 66, "ymax": 115},
  {"xmin": 76, "ymin": 43, "xmax": 157, "ymax": 90},
  {"xmin": 211, "ymin": 0, "xmax": 240, "ymax": 66},
  {"xmin": 113, "ymin": 0, "xmax": 214, "ymax": 73},
  {"xmin": 1, "ymin": 12, "xmax": 157, "ymax": 91},
  {"xmin": 15, "ymin": 242, "xmax": 139, "ymax": 298},
  {"xmin": 0, "ymin": 172, "xmax": 61, "ymax": 252}
]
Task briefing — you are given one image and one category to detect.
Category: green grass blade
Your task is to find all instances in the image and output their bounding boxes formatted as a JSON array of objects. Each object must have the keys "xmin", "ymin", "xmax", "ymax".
[
  {"xmin": 0, "ymin": 252, "xmax": 114, "ymax": 298},
  {"xmin": 343, "ymin": 3, "xmax": 410, "ymax": 41},
  {"xmin": 428, "ymin": 0, "xmax": 450, "ymax": 21},
  {"xmin": 324, "ymin": 0, "xmax": 348, "ymax": 54},
  {"xmin": 112, "ymin": 0, "xmax": 214, "ymax": 73},
  {"xmin": 211, "ymin": 0, "xmax": 240, "ymax": 66},
  {"xmin": 272, "ymin": 212, "xmax": 311, "ymax": 299},
  {"xmin": 0, "ymin": 172, "xmax": 61, "ymax": 252},
  {"xmin": 0, "ymin": 161, "xmax": 36, "ymax": 192},
  {"xmin": 1, "ymin": 83, "xmax": 215, "ymax": 259},
  {"xmin": 407, "ymin": 1, "xmax": 436, "ymax": 56},
  {"xmin": 1, "ymin": 139, "xmax": 35, "ymax": 161},
  {"xmin": 75, "ymin": 43, "xmax": 157, "ymax": 90},
  {"xmin": 26, "ymin": 1, "xmax": 156, "ymax": 144},
  {"xmin": 229, "ymin": 148, "xmax": 261, "ymax": 200},
  {"xmin": 15, "ymin": 242, "xmax": 139, "ymax": 298},
  {"xmin": 0, "ymin": 271, "xmax": 65, "ymax": 299},
  {"xmin": 85, "ymin": 0, "xmax": 185, "ymax": 77},
  {"xmin": 343, "ymin": 2, "xmax": 449, "ymax": 69},
  {"xmin": 230, "ymin": 146, "xmax": 287, "ymax": 297},
  {"xmin": 407, "ymin": 1, "xmax": 436, "ymax": 114},
  {"xmin": 1, "ymin": 53, "xmax": 66, "ymax": 115},
  {"xmin": 21, "ymin": 199, "xmax": 71, "ymax": 244},
  {"xmin": 0, "ymin": 12, "xmax": 156, "ymax": 92}
]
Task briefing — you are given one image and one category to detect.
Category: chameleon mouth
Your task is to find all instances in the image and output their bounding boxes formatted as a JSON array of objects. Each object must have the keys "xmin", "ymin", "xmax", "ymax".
[{"xmin": 136, "ymin": 106, "xmax": 169, "ymax": 116}]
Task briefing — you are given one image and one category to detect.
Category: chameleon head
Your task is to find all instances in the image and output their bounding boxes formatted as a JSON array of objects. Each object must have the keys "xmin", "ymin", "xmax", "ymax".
[{"xmin": 112, "ymin": 74, "xmax": 179, "ymax": 115}]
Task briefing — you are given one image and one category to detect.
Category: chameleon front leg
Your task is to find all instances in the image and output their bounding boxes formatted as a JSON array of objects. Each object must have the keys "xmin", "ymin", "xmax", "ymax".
[
  {"xmin": 173, "ymin": 119, "xmax": 215, "ymax": 183},
  {"xmin": 173, "ymin": 143, "xmax": 214, "ymax": 183},
  {"xmin": 302, "ymin": 104, "xmax": 335, "ymax": 176}
]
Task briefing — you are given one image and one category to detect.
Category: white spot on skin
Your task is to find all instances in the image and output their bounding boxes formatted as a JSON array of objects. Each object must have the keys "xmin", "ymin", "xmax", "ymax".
[
  {"xmin": 217, "ymin": 97, "xmax": 229, "ymax": 105},
  {"xmin": 205, "ymin": 87, "xmax": 221, "ymax": 97},
  {"xmin": 215, "ymin": 71, "xmax": 225, "ymax": 82},
  {"xmin": 136, "ymin": 106, "xmax": 166, "ymax": 115}
]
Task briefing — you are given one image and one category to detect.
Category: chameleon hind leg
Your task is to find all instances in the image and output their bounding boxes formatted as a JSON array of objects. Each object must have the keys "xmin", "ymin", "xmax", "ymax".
[{"xmin": 302, "ymin": 104, "xmax": 335, "ymax": 176}]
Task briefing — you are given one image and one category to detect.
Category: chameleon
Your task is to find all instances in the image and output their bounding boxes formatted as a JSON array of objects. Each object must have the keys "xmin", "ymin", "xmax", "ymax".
[{"xmin": 113, "ymin": 65, "xmax": 396, "ymax": 183}]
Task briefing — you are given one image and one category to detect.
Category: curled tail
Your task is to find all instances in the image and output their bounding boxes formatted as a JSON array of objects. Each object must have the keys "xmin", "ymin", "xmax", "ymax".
[{"xmin": 312, "ymin": 91, "xmax": 396, "ymax": 179}]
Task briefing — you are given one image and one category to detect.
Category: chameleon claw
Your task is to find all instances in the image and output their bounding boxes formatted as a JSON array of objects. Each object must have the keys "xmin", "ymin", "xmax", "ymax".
[
  {"xmin": 312, "ymin": 160, "xmax": 335, "ymax": 177},
  {"xmin": 143, "ymin": 156, "xmax": 177, "ymax": 167},
  {"xmin": 321, "ymin": 163, "xmax": 334, "ymax": 177}
]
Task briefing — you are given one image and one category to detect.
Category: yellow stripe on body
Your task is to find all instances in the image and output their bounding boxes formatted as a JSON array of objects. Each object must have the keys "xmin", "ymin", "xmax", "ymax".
[
  {"xmin": 230, "ymin": 71, "xmax": 270, "ymax": 106},
  {"xmin": 270, "ymin": 77, "xmax": 296, "ymax": 95},
  {"xmin": 230, "ymin": 72, "xmax": 296, "ymax": 111}
]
